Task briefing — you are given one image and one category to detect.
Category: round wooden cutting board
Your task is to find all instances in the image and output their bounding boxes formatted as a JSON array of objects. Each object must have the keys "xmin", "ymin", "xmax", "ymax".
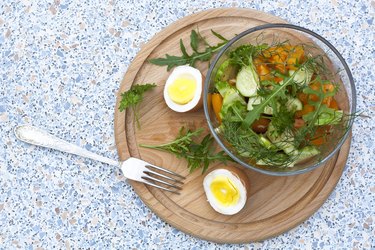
[{"xmin": 114, "ymin": 8, "xmax": 352, "ymax": 243}]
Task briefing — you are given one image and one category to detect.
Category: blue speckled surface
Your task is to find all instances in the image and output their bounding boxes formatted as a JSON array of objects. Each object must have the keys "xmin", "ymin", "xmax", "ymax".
[{"xmin": 1, "ymin": 0, "xmax": 374, "ymax": 249}]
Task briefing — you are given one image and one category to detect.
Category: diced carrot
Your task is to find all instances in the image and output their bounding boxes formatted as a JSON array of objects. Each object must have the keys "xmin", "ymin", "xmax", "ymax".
[
  {"xmin": 322, "ymin": 96, "xmax": 332, "ymax": 107},
  {"xmin": 311, "ymin": 136, "xmax": 325, "ymax": 146},
  {"xmin": 323, "ymin": 83, "xmax": 335, "ymax": 93},
  {"xmin": 329, "ymin": 97, "xmax": 339, "ymax": 110},
  {"xmin": 274, "ymin": 76, "xmax": 284, "ymax": 83},
  {"xmin": 254, "ymin": 57, "xmax": 271, "ymax": 81},
  {"xmin": 262, "ymin": 45, "xmax": 307, "ymax": 80},
  {"xmin": 286, "ymin": 45, "xmax": 305, "ymax": 70},
  {"xmin": 274, "ymin": 63, "xmax": 287, "ymax": 74},
  {"xmin": 257, "ymin": 64, "xmax": 271, "ymax": 81},
  {"xmin": 297, "ymin": 92, "xmax": 309, "ymax": 105},
  {"xmin": 263, "ymin": 46, "xmax": 286, "ymax": 61},
  {"xmin": 211, "ymin": 93, "xmax": 223, "ymax": 124},
  {"xmin": 262, "ymin": 46, "xmax": 277, "ymax": 59},
  {"xmin": 310, "ymin": 126, "xmax": 331, "ymax": 146},
  {"xmin": 271, "ymin": 53, "xmax": 288, "ymax": 63},
  {"xmin": 295, "ymin": 104, "xmax": 315, "ymax": 118},
  {"xmin": 322, "ymin": 83, "xmax": 336, "ymax": 106},
  {"xmin": 308, "ymin": 82, "xmax": 321, "ymax": 102},
  {"xmin": 253, "ymin": 58, "xmax": 263, "ymax": 64}
]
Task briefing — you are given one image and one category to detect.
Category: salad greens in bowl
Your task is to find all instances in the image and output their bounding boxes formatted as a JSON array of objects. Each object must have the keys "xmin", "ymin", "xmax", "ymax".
[{"xmin": 203, "ymin": 24, "xmax": 356, "ymax": 176}]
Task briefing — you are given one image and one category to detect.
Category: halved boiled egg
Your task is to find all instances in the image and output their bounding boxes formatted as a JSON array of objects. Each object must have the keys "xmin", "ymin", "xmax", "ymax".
[
  {"xmin": 203, "ymin": 166, "xmax": 250, "ymax": 215},
  {"xmin": 163, "ymin": 65, "xmax": 203, "ymax": 112}
]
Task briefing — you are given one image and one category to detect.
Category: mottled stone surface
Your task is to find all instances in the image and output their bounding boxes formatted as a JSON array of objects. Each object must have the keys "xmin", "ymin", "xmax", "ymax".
[{"xmin": 0, "ymin": 0, "xmax": 374, "ymax": 249}]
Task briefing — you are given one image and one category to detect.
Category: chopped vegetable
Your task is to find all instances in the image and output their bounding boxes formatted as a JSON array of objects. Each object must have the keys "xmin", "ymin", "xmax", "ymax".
[
  {"xmin": 236, "ymin": 65, "xmax": 259, "ymax": 97},
  {"xmin": 211, "ymin": 93, "xmax": 223, "ymax": 123}
]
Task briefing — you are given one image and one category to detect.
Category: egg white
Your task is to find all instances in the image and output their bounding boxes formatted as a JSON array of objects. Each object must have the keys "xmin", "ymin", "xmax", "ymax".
[
  {"xmin": 203, "ymin": 169, "xmax": 248, "ymax": 215},
  {"xmin": 163, "ymin": 65, "xmax": 202, "ymax": 112}
]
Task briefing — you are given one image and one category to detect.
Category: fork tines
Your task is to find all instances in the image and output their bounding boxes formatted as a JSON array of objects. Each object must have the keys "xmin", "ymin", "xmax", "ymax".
[{"xmin": 142, "ymin": 164, "xmax": 185, "ymax": 194}]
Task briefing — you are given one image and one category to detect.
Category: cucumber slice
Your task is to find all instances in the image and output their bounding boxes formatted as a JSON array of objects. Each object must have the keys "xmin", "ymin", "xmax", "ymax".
[
  {"xmin": 286, "ymin": 97, "xmax": 303, "ymax": 112},
  {"xmin": 294, "ymin": 146, "xmax": 320, "ymax": 162},
  {"xmin": 236, "ymin": 65, "xmax": 259, "ymax": 97},
  {"xmin": 247, "ymin": 96, "xmax": 263, "ymax": 111},
  {"xmin": 220, "ymin": 88, "xmax": 246, "ymax": 118},
  {"xmin": 266, "ymin": 122, "xmax": 297, "ymax": 156},
  {"xmin": 315, "ymin": 110, "xmax": 343, "ymax": 125},
  {"xmin": 289, "ymin": 65, "xmax": 313, "ymax": 86},
  {"xmin": 259, "ymin": 135, "xmax": 275, "ymax": 150},
  {"xmin": 263, "ymin": 105, "xmax": 274, "ymax": 115}
]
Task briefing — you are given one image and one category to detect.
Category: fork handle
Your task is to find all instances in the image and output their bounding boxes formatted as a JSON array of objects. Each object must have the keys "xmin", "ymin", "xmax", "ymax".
[{"xmin": 14, "ymin": 124, "xmax": 118, "ymax": 166}]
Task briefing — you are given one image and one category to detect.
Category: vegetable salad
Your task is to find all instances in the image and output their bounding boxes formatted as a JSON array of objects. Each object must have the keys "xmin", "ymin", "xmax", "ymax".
[{"xmin": 211, "ymin": 42, "xmax": 344, "ymax": 167}]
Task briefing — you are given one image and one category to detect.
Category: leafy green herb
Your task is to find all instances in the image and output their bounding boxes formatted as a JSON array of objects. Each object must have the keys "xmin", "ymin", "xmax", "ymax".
[
  {"xmin": 149, "ymin": 29, "xmax": 229, "ymax": 71},
  {"xmin": 241, "ymin": 76, "xmax": 293, "ymax": 129},
  {"xmin": 220, "ymin": 120, "xmax": 295, "ymax": 166},
  {"xmin": 139, "ymin": 127, "xmax": 233, "ymax": 173},
  {"xmin": 119, "ymin": 83, "xmax": 157, "ymax": 128},
  {"xmin": 229, "ymin": 44, "xmax": 267, "ymax": 67}
]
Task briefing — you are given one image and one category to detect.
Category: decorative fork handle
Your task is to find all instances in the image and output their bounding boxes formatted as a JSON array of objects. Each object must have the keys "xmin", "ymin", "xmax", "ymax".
[{"xmin": 14, "ymin": 124, "xmax": 119, "ymax": 167}]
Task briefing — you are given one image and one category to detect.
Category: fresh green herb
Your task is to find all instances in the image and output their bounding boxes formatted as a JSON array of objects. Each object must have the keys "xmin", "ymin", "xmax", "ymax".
[
  {"xmin": 220, "ymin": 120, "xmax": 295, "ymax": 166},
  {"xmin": 139, "ymin": 127, "xmax": 233, "ymax": 173},
  {"xmin": 229, "ymin": 44, "xmax": 267, "ymax": 67},
  {"xmin": 149, "ymin": 29, "xmax": 229, "ymax": 71},
  {"xmin": 119, "ymin": 83, "xmax": 157, "ymax": 128},
  {"xmin": 241, "ymin": 76, "xmax": 292, "ymax": 129}
]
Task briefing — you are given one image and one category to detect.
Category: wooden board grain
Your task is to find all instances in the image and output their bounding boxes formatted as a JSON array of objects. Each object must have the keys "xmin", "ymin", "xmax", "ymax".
[{"xmin": 114, "ymin": 8, "xmax": 352, "ymax": 243}]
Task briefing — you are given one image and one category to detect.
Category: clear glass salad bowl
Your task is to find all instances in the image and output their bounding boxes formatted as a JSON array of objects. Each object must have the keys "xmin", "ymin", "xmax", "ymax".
[{"xmin": 203, "ymin": 23, "xmax": 356, "ymax": 176}]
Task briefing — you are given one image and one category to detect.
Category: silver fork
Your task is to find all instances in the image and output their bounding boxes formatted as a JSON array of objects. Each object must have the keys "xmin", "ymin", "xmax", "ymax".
[{"xmin": 14, "ymin": 124, "xmax": 185, "ymax": 194}]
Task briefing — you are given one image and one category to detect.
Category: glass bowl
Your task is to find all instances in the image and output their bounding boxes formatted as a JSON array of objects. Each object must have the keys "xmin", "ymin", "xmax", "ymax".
[{"xmin": 203, "ymin": 23, "xmax": 356, "ymax": 176}]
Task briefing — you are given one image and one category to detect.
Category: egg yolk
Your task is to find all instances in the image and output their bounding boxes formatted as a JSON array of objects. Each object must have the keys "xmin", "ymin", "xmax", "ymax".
[
  {"xmin": 209, "ymin": 176, "xmax": 239, "ymax": 206},
  {"xmin": 168, "ymin": 77, "xmax": 196, "ymax": 105}
]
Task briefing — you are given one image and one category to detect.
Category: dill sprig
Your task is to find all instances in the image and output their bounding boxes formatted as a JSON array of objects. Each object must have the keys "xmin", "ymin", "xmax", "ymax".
[
  {"xmin": 148, "ymin": 29, "xmax": 229, "ymax": 71},
  {"xmin": 220, "ymin": 120, "xmax": 297, "ymax": 167},
  {"xmin": 118, "ymin": 83, "xmax": 157, "ymax": 128},
  {"xmin": 229, "ymin": 44, "xmax": 268, "ymax": 67},
  {"xmin": 139, "ymin": 127, "xmax": 233, "ymax": 173}
]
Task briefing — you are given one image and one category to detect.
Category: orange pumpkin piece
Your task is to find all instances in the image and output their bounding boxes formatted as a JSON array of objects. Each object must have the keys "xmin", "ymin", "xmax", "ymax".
[
  {"xmin": 309, "ymin": 126, "xmax": 331, "ymax": 146},
  {"xmin": 308, "ymin": 82, "xmax": 321, "ymax": 102},
  {"xmin": 274, "ymin": 63, "xmax": 287, "ymax": 75},
  {"xmin": 308, "ymin": 82, "xmax": 336, "ymax": 105},
  {"xmin": 264, "ymin": 45, "xmax": 305, "ymax": 73},
  {"xmin": 329, "ymin": 98, "xmax": 339, "ymax": 110},
  {"xmin": 211, "ymin": 93, "xmax": 223, "ymax": 124},
  {"xmin": 262, "ymin": 46, "xmax": 278, "ymax": 59},
  {"xmin": 297, "ymin": 92, "xmax": 309, "ymax": 105},
  {"xmin": 254, "ymin": 58, "xmax": 271, "ymax": 81},
  {"xmin": 286, "ymin": 45, "xmax": 305, "ymax": 70},
  {"xmin": 295, "ymin": 104, "xmax": 315, "ymax": 118},
  {"xmin": 271, "ymin": 49, "xmax": 288, "ymax": 74},
  {"xmin": 322, "ymin": 83, "xmax": 336, "ymax": 106}
]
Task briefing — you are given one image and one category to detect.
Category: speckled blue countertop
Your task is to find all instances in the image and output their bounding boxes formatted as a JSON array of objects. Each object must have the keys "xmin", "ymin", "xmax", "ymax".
[{"xmin": 0, "ymin": 0, "xmax": 374, "ymax": 249}]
